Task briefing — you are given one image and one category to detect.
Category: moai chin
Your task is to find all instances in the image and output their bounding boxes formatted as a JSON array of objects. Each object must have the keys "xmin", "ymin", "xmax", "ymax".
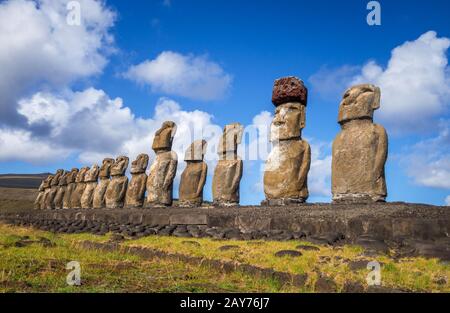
[
  {"xmin": 81, "ymin": 164, "xmax": 100, "ymax": 209},
  {"xmin": 262, "ymin": 76, "xmax": 311, "ymax": 206},
  {"xmin": 125, "ymin": 154, "xmax": 149, "ymax": 208},
  {"xmin": 45, "ymin": 169, "xmax": 64, "ymax": 210},
  {"xmin": 40, "ymin": 175, "xmax": 53, "ymax": 210},
  {"xmin": 146, "ymin": 121, "xmax": 178, "ymax": 207},
  {"xmin": 212, "ymin": 123, "xmax": 244, "ymax": 207},
  {"xmin": 53, "ymin": 171, "xmax": 69, "ymax": 210},
  {"xmin": 105, "ymin": 156, "xmax": 129, "ymax": 209},
  {"xmin": 63, "ymin": 168, "xmax": 79, "ymax": 209},
  {"xmin": 332, "ymin": 84, "xmax": 388, "ymax": 203},
  {"xmin": 93, "ymin": 158, "xmax": 115, "ymax": 209},
  {"xmin": 179, "ymin": 140, "xmax": 208, "ymax": 207},
  {"xmin": 70, "ymin": 167, "xmax": 90, "ymax": 209}
]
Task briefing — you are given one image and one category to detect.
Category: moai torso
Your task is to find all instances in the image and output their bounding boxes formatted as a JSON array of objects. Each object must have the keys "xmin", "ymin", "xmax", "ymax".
[
  {"xmin": 41, "ymin": 176, "xmax": 53, "ymax": 210},
  {"xmin": 264, "ymin": 140, "xmax": 310, "ymax": 200},
  {"xmin": 105, "ymin": 156, "xmax": 129, "ymax": 209},
  {"xmin": 179, "ymin": 140, "xmax": 208, "ymax": 207},
  {"xmin": 93, "ymin": 158, "xmax": 114, "ymax": 209},
  {"xmin": 332, "ymin": 84, "xmax": 388, "ymax": 203},
  {"xmin": 146, "ymin": 121, "xmax": 178, "ymax": 207},
  {"xmin": 263, "ymin": 77, "xmax": 311, "ymax": 205},
  {"xmin": 81, "ymin": 165, "xmax": 100, "ymax": 209},
  {"xmin": 125, "ymin": 154, "xmax": 149, "ymax": 208},
  {"xmin": 70, "ymin": 167, "xmax": 90, "ymax": 209},
  {"xmin": 212, "ymin": 124, "xmax": 244, "ymax": 206},
  {"xmin": 46, "ymin": 169, "xmax": 64, "ymax": 210},
  {"xmin": 63, "ymin": 168, "xmax": 79, "ymax": 209},
  {"xmin": 54, "ymin": 171, "xmax": 68, "ymax": 210}
]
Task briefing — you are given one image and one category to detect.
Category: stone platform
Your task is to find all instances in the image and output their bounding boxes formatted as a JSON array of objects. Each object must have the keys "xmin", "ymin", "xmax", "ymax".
[{"xmin": 3, "ymin": 202, "xmax": 449, "ymax": 243}]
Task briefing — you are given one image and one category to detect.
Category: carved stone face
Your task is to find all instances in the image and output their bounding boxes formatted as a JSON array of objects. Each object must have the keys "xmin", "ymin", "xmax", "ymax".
[
  {"xmin": 76, "ymin": 167, "xmax": 90, "ymax": 183},
  {"xmin": 85, "ymin": 164, "xmax": 100, "ymax": 182},
  {"xmin": 99, "ymin": 158, "xmax": 115, "ymax": 178},
  {"xmin": 58, "ymin": 171, "xmax": 69, "ymax": 186},
  {"xmin": 43, "ymin": 175, "xmax": 53, "ymax": 189},
  {"xmin": 338, "ymin": 84, "xmax": 381, "ymax": 124},
  {"xmin": 218, "ymin": 123, "xmax": 243, "ymax": 156},
  {"xmin": 110, "ymin": 156, "xmax": 129, "ymax": 176},
  {"xmin": 67, "ymin": 168, "xmax": 79, "ymax": 184},
  {"xmin": 270, "ymin": 102, "xmax": 305, "ymax": 141},
  {"xmin": 51, "ymin": 169, "xmax": 64, "ymax": 186},
  {"xmin": 152, "ymin": 121, "xmax": 177, "ymax": 152},
  {"xmin": 185, "ymin": 140, "xmax": 207, "ymax": 161},
  {"xmin": 130, "ymin": 154, "xmax": 149, "ymax": 174}
]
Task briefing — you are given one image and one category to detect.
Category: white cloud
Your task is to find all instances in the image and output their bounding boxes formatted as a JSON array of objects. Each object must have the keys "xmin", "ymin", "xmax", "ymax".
[
  {"xmin": 0, "ymin": 0, "xmax": 115, "ymax": 125},
  {"xmin": 309, "ymin": 31, "xmax": 450, "ymax": 134},
  {"xmin": 400, "ymin": 120, "xmax": 450, "ymax": 189},
  {"xmin": 445, "ymin": 195, "xmax": 450, "ymax": 206},
  {"xmin": 123, "ymin": 51, "xmax": 232, "ymax": 101}
]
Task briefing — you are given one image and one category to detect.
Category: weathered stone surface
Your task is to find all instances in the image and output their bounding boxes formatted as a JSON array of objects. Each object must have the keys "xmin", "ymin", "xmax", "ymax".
[
  {"xmin": 125, "ymin": 154, "xmax": 149, "ymax": 208},
  {"xmin": 36, "ymin": 175, "xmax": 52, "ymax": 210},
  {"xmin": 81, "ymin": 164, "xmax": 100, "ymax": 209},
  {"xmin": 264, "ymin": 79, "xmax": 311, "ymax": 205},
  {"xmin": 179, "ymin": 140, "xmax": 207, "ymax": 207},
  {"xmin": 274, "ymin": 250, "xmax": 302, "ymax": 257},
  {"xmin": 70, "ymin": 167, "xmax": 90, "ymax": 209},
  {"xmin": 332, "ymin": 84, "xmax": 387, "ymax": 203},
  {"xmin": 53, "ymin": 171, "xmax": 69, "ymax": 210},
  {"xmin": 45, "ymin": 169, "xmax": 64, "ymax": 210},
  {"xmin": 212, "ymin": 123, "xmax": 244, "ymax": 206},
  {"xmin": 63, "ymin": 168, "xmax": 79, "ymax": 209},
  {"xmin": 105, "ymin": 156, "xmax": 129, "ymax": 209},
  {"xmin": 146, "ymin": 121, "xmax": 178, "ymax": 207},
  {"xmin": 93, "ymin": 158, "xmax": 114, "ymax": 209},
  {"xmin": 272, "ymin": 76, "xmax": 307, "ymax": 106}
]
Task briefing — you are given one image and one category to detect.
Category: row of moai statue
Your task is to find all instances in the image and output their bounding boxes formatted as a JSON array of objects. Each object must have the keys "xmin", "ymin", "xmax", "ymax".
[
  {"xmin": 34, "ymin": 120, "xmax": 244, "ymax": 210},
  {"xmin": 34, "ymin": 76, "xmax": 388, "ymax": 209}
]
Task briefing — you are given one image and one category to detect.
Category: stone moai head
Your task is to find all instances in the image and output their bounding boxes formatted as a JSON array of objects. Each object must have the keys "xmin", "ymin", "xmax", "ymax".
[
  {"xmin": 67, "ymin": 168, "xmax": 79, "ymax": 184},
  {"xmin": 51, "ymin": 169, "xmax": 64, "ymax": 186},
  {"xmin": 270, "ymin": 77, "xmax": 308, "ymax": 142},
  {"xmin": 217, "ymin": 123, "xmax": 243, "ymax": 160},
  {"xmin": 110, "ymin": 156, "xmax": 129, "ymax": 176},
  {"xmin": 338, "ymin": 84, "xmax": 381, "ymax": 124},
  {"xmin": 130, "ymin": 154, "xmax": 149, "ymax": 174},
  {"xmin": 99, "ymin": 158, "xmax": 115, "ymax": 178},
  {"xmin": 152, "ymin": 121, "xmax": 177, "ymax": 152},
  {"xmin": 185, "ymin": 139, "xmax": 207, "ymax": 161},
  {"xmin": 85, "ymin": 164, "xmax": 100, "ymax": 182},
  {"xmin": 58, "ymin": 171, "xmax": 69, "ymax": 186},
  {"xmin": 76, "ymin": 167, "xmax": 90, "ymax": 183},
  {"xmin": 43, "ymin": 175, "xmax": 53, "ymax": 189}
]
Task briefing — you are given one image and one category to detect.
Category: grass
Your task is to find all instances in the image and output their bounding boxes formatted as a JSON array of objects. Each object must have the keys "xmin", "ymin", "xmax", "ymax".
[
  {"xmin": 0, "ymin": 223, "xmax": 448, "ymax": 292},
  {"xmin": 0, "ymin": 223, "xmax": 294, "ymax": 293}
]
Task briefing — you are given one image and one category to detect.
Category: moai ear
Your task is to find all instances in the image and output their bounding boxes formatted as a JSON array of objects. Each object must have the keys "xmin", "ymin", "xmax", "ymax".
[
  {"xmin": 299, "ymin": 105, "xmax": 306, "ymax": 129},
  {"xmin": 235, "ymin": 124, "xmax": 244, "ymax": 145},
  {"xmin": 372, "ymin": 86, "xmax": 381, "ymax": 110}
]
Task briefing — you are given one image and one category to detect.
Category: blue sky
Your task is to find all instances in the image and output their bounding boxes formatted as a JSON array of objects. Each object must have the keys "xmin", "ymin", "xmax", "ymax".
[{"xmin": 0, "ymin": 0, "xmax": 449, "ymax": 205}]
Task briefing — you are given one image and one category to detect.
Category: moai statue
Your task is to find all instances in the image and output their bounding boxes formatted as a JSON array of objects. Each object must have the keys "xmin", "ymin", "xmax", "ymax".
[
  {"xmin": 70, "ymin": 166, "xmax": 90, "ymax": 209},
  {"xmin": 105, "ymin": 156, "xmax": 129, "ymax": 209},
  {"xmin": 332, "ymin": 84, "xmax": 388, "ymax": 203},
  {"xmin": 212, "ymin": 124, "xmax": 244, "ymax": 207},
  {"xmin": 53, "ymin": 171, "xmax": 69, "ymax": 210},
  {"xmin": 63, "ymin": 168, "xmax": 79, "ymax": 209},
  {"xmin": 40, "ymin": 175, "xmax": 53, "ymax": 210},
  {"xmin": 125, "ymin": 154, "xmax": 149, "ymax": 208},
  {"xmin": 179, "ymin": 140, "xmax": 208, "ymax": 207},
  {"xmin": 81, "ymin": 164, "xmax": 100, "ymax": 209},
  {"xmin": 146, "ymin": 121, "xmax": 178, "ymax": 207},
  {"xmin": 45, "ymin": 169, "xmax": 64, "ymax": 210},
  {"xmin": 262, "ymin": 76, "xmax": 311, "ymax": 206},
  {"xmin": 34, "ymin": 176, "xmax": 50, "ymax": 210},
  {"xmin": 93, "ymin": 158, "xmax": 115, "ymax": 209}
]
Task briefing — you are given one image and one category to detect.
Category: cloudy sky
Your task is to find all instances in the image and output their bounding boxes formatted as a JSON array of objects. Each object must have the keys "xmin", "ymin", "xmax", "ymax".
[{"xmin": 0, "ymin": 0, "xmax": 449, "ymax": 205}]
